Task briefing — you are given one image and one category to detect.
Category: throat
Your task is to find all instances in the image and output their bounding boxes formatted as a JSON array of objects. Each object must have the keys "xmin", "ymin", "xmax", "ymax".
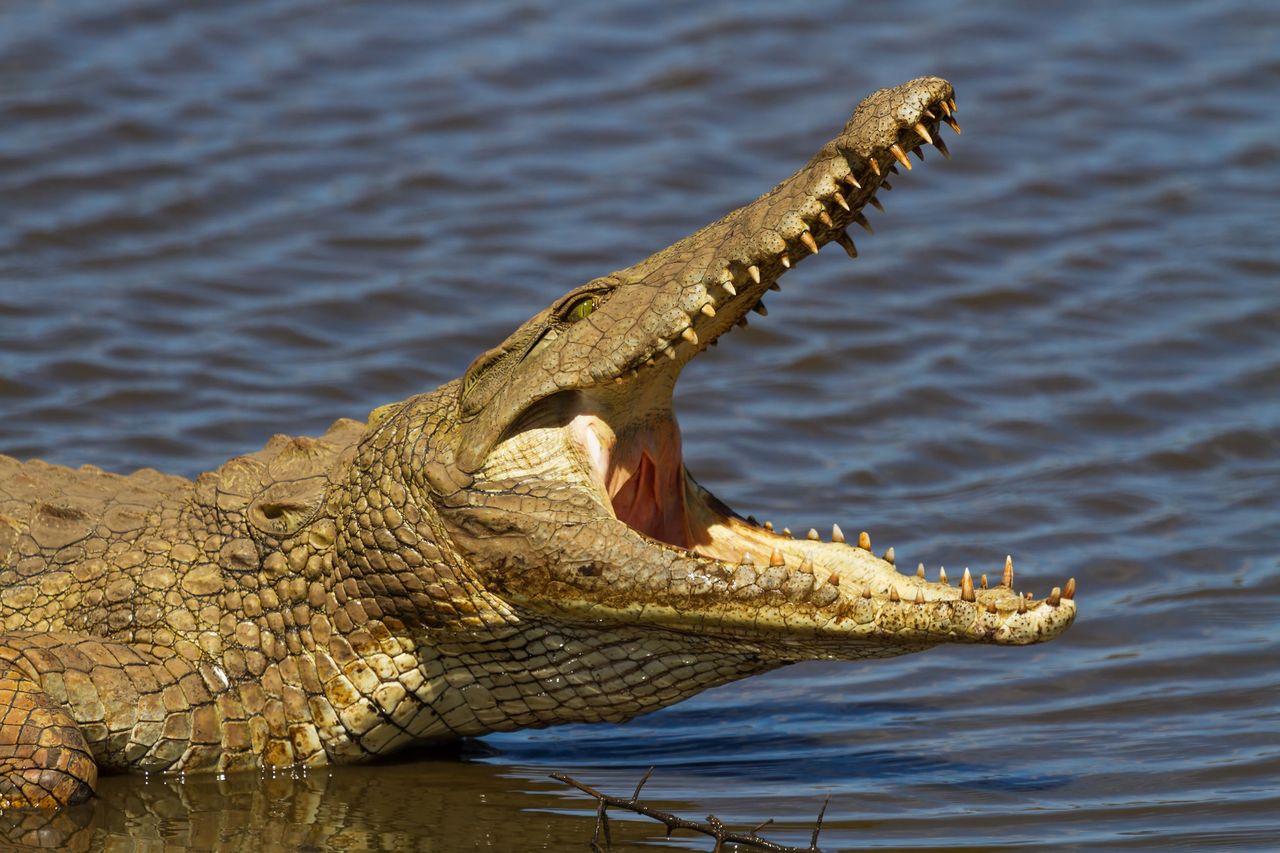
[
  {"xmin": 609, "ymin": 448, "xmax": 691, "ymax": 549},
  {"xmin": 570, "ymin": 411, "xmax": 692, "ymax": 549}
]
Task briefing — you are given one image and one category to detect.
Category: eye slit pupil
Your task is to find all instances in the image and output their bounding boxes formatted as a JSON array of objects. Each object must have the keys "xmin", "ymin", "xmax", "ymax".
[{"xmin": 567, "ymin": 297, "xmax": 596, "ymax": 321}]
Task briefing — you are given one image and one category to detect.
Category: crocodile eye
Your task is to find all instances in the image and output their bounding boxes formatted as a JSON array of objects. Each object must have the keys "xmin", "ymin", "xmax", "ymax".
[{"xmin": 565, "ymin": 296, "xmax": 596, "ymax": 322}]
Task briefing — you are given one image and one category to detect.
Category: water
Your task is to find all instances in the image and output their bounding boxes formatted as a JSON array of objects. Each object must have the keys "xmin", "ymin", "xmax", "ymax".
[{"xmin": 1, "ymin": 1, "xmax": 1277, "ymax": 850}]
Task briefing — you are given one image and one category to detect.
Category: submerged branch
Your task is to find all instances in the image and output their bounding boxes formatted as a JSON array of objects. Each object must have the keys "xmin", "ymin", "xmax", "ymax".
[{"xmin": 551, "ymin": 769, "xmax": 828, "ymax": 852}]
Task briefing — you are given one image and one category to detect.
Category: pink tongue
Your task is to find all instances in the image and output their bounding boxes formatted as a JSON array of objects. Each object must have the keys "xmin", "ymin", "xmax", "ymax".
[{"xmin": 605, "ymin": 419, "xmax": 691, "ymax": 549}]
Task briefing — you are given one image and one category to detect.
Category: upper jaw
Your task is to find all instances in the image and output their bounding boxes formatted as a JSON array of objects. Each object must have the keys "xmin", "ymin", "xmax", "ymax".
[
  {"xmin": 455, "ymin": 78, "xmax": 960, "ymax": 475},
  {"xmin": 595, "ymin": 76, "xmax": 961, "ymax": 382}
]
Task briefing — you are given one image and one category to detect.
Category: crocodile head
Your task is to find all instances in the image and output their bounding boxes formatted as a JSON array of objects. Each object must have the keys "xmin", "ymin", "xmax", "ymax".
[{"xmin": 385, "ymin": 78, "xmax": 1074, "ymax": 719}]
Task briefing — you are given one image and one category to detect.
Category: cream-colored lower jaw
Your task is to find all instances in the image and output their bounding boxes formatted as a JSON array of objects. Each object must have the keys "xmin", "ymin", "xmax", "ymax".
[{"xmin": 682, "ymin": 474, "xmax": 1076, "ymax": 617}]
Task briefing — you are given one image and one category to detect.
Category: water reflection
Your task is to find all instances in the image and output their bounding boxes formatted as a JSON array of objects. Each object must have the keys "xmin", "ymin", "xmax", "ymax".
[{"xmin": 2, "ymin": 758, "xmax": 585, "ymax": 852}]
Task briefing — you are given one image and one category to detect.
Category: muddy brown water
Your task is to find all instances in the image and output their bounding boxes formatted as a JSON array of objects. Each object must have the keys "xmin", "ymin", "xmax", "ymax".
[{"xmin": 1, "ymin": 1, "xmax": 1277, "ymax": 850}]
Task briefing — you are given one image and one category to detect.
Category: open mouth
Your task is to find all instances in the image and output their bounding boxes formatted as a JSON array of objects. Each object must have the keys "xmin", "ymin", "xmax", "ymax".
[
  {"xmin": 567, "ymin": 398, "xmax": 916, "ymax": 599},
  {"xmin": 467, "ymin": 79, "xmax": 1076, "ymax": 645}
]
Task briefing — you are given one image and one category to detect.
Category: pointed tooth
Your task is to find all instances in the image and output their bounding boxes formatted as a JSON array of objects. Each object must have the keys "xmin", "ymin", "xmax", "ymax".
[
  {"xmin": 645, "ymin": 357, "xmax": 656, "ymax": 367},
  {"xmin": 722, "ymin": 280, "xmax": 738, "ymax": 297},
  {"xmin": 747, "ymin": 515, "xmax": 759, "ymax": 526},
  {"xmin": 889, "ymin": 586, "xmax": 901, "ymax": 603},
  {"xmin": 736, "ymin": 316, "xmax": 749, "ymax": 328},
  {"xmin": 844, "ymin": 173, "xmax": 862, "ymax": 189},
  {"xmin": 763, "ymin": 520, "xmax": 773, "ymax": 531},
  {"xmin": 868, "ymin": 159, "xmax": 881, "ymax": 177},
  {"xmin": 768, "ymin": 281, "xmax": 780, "ymax": 291},
  {"xmin": 832, "ymin": 191, "xmax": 850, "ymax": 211},
  {"xmin": 986, "ymin": 602, "xmax": 998, "ymax": 614},
  {"xmin": 915, "ymin": 588, "xmax": 925, "ymax": 605},
  {"xmin": 934, "ymin": 137, "xmax": 951, "ymax": 160},
  {"xmin": 800, "ymin": 231, "xmax": 819, "ymax": 254},
  {"xmin": 912, "ymin": 145, "xmax": 925, "ymax": 162},
  {"xmin": 889, "ymin": 143, "xmax": 912, "ymax": 170},
  {"xmin": 923, "ymin": 109, "xmax": 937, "ymax": 120},
  {"xmin": 806, "ymin": 528, "xmax": 820, "ymax": 541},
  {"xmin": 827, "ymin": 572, "xmax": 840, "ymax": 587},
  {"xmin": 1047, "ymin": 586, "xmax": 1062, "ymax": 607},
  {"xmin": 780, "ymin": 253, "xmax": 791, "ymax": 269},
  {"xmin": 798, "ymin": 556, "xmax": 814, "ymax": 574},
  {"xmin": 700, "ymin": 303, "xmax": 716, "ymax": 318},
  {"xmin": 740, "ymin": 552, "xmax": 755, "ymax": 567},
  {"xmin": 881, "ymin": 179, "xmax": 893, "ymax": 191},
  {"xmin": 944, "ymin": 115, "xmax": 962, "ymax": 134},
  {"xmin": 961, "ymin": 568, "xmax": 975, "ymax": 602},
  {"xmin": 980, "ymin": 573, "xmax": 988, "ymax": 590},
  {"xmin": 1002, "ymin": 556, "xmax": 1014, "ymax": 588},
  {"xmin": 889, "ymin": 164, "xmax": 899, "ymax": 175},
  {"xmin": 857, "ymin": 531, "xmax": 871, "ymax": 551},
  {"xmin": 662, "ymin": 345, "xmax": 677, "ymax": 359},
  {"xmin": 861, "ymin": 585, "xmax": 872, "ymax": 599},
  {"xmin": 818, "ymin": 210, "xmax": 834, "ymax": 228},
  {"xmin": 869, "ymin": 196, "xmax": 884, "ymax": 212},
  {"xmin": 947, "ymin": 97, "xmax": 957, "ymax": 113},
  {"xmin": 834, "ymin": 230, "xmax": 858, "ymax": 258},
  {"xmin": 1063, "ymin": 577, "xmax": 1077, "ymax": 600},
  {"xmin": 681, "ymin": 327, "xmax": 699, "ymax": 345},
  {"xmin": 854, "ymin": 213, "xmax": 874, "ymax": 234},
  {"xmin": 782, "ymin": 528, "xmax": 792, "ymax": 538},
  {"xmin": 752, "ymin": 301, "xmax": 767, "ymax": 316},
  {"xmin": 939, "ymin": 567, "xmax": 949, "ymax": 585},
  {"xmin": 747, "ymin": 264, "xmax": 761, "ymax": 284},
  {"xmin": 831, "ymin": 523, "xmax": 845, "ymax": 544},
  {"xmin": 913, "ymin": 122, "xmax": 933, "ymax": 144},
  {"xmin": 769, "ymin": 548, "xmax": 785, "ymax": 567},
  {"xmin": 1018, "ymin": 597, "xmax": 1027, "ymax": 614},
  {"xmin": 916, "ymin": 563, "xmax": 925, "ymax": 578},
  {"xmin": 938, "ymin": 100, "xmax": 951, "ymax": 116},
  {"xmin": 884, "ymin": 546, "xmax": 895, "ymax": 565}
]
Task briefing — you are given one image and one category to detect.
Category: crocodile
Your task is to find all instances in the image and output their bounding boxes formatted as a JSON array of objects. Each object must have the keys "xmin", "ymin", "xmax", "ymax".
[{"xmin": 0, "ymin": 76, "xmax": 1075, "ymax": 810}]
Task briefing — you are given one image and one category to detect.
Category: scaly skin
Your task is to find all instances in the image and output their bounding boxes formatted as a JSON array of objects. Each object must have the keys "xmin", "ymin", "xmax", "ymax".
[{"xmin": 0, "ymin": 77, "xmax": 1075, "ymax": 808}]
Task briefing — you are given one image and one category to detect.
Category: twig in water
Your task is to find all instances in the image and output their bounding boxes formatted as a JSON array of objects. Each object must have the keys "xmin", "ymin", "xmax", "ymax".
[{"xmin": 551, "ymin": 768, "xmax": 828, "ymax": 852}]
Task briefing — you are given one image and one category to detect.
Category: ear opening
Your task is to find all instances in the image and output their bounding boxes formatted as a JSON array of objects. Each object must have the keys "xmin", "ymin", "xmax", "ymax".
[{"xmin": 248, "ymin": 477, "xmax": 326, "ymax": 537}]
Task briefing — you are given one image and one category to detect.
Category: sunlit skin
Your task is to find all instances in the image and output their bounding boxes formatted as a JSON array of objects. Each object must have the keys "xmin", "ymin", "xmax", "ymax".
[{"xmin": 0, "ymin": 77, "xmax": 1073, "ymax": 809}]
